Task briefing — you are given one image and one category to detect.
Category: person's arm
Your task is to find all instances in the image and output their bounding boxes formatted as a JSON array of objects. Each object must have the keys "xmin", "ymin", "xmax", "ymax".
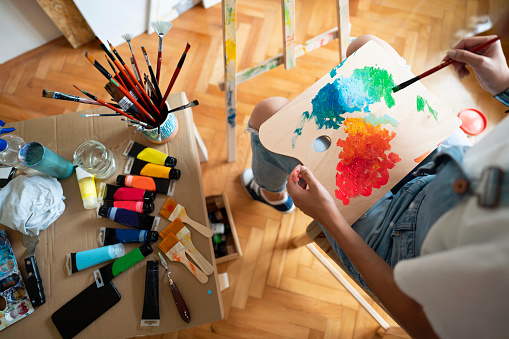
[
  {"xmin": 286, "ymin": 165, "xmax": 438, "ymax": 338},
  {"xmin": 443, "ymin": 35, "xmax": 509, "ymax": 95}
]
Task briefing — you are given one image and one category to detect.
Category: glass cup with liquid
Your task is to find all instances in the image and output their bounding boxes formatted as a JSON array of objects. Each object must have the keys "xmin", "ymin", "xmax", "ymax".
[{"xmin": 73, "ymin": 140, "xmax": 117, "ymax": 179}]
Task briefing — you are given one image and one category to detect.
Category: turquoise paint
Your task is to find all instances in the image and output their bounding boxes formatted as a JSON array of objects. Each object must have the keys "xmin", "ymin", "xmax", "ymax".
[{"xmin": 293, "ymin": 66, "xmax": 397, "ymax": 147}]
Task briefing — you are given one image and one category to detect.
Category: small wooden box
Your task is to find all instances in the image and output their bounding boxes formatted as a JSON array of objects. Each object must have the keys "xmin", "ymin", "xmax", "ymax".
[{"xmin": 206, "ymin": 192, "xmax": 242, "ymax": 263}]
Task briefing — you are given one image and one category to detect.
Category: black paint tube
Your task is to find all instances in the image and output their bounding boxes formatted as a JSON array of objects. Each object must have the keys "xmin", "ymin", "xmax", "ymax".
[
  {"xmin": 98, "ymin": 183, "xmax": 156, "ymax": 202},
  {"xmin": 98, "ymin": 206, "xmax": 160, "ymax": 231},
  {"xmin": 93, "ymin": 243, "xmax": 153, "ymax": 288},
  {"xmin": 125, "ymin": 158, "xmax": 181, "ymax": 180},
  {"xmin": 99, "ymin": 227, "xmax": 158, "ymax": 246},
  {"xmin": 123, "ymin": 140, "xmax": 177, "ymax": 167},
  {"xmin": 101, "ymin": 200, "xmax": 154, "ymax": 214},
  {"xmin": 117, "ymin": 174, "xmax": 175, "ymax": 196},
  {"xmin": 140, "ymin": 260, "xmax": 160, "ymax": 326}
]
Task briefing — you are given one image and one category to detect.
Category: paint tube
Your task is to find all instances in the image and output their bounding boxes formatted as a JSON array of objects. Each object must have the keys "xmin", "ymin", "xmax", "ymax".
[
  {"xmin": 140, "ymin": 260, "xmax": 160, "ymax": 326},
  {"xmin": 125, "ymin": 158, "xmax": 180, "ymax": 180},
  {"xmin": 101, "ymin": 200, "xmax": 154, "ymax": 214},
  {"xmin": 98, "ymin": 206, "xmax": 160, "ymax": 231},
  {"xmin": 98, "ymin": 183, "xmax": 156, "ymax": 202},
  {"xmin": 66, "ymin": 244, "xmax": 125, "ymax": 276},
  {"xmin": 93, "ymin": 243, "xmax": 153, "ymax": 288},
  {"xmin": 99, "ymin": 227, "xmax": 158, "ymax": 246},
  {"xmin": 117, "ymin": 174, "xmax": 176, "ymax": 196},
  {"xmin": 123, "ymin": 140, "xmax": 177, "ymax": 167},
  {"xmin": 75, "ymin": 167, "xmax": 99, "ymax": 209}
]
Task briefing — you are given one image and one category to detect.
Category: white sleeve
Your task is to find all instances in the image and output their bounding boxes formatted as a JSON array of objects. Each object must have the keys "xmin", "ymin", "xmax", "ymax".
[{"xmin": 394, "ymin": 238, "xmax": 509, "ymax": 339}]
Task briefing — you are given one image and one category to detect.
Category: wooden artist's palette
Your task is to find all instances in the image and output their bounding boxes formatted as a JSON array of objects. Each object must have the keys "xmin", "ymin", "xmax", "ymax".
[{"xmin": 260, "ymin": 41, "xmax": 461, "ymax": 224}]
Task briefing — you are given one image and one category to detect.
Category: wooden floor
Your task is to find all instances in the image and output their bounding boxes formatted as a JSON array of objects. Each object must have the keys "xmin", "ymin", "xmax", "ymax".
[{"xmin": 1, "ymin": 0, "xmax": 509, "ymax": 338}]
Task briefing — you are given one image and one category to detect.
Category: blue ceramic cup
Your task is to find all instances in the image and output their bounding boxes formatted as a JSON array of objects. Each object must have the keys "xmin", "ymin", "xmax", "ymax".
[{"xmin": 18, "ymin": 142, "xmax": 74, "ymax": 179}]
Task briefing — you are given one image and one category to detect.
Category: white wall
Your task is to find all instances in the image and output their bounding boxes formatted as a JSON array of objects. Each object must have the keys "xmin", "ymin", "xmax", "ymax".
[{"xmin": 0, "ymin": 0, "xmax": 62, "ymax": 64}]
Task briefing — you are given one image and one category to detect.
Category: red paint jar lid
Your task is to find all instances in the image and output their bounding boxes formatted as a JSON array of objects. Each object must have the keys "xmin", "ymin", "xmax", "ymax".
[{"xmin": 458, "ymin": 108, "xmax": 487, "ymax": 135}]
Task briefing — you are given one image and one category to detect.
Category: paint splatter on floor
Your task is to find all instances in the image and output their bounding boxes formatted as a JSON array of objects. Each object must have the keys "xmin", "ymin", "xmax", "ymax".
[
  {"xmin": 335, "ymin": 117, "xmax": 401, "ymax": 205},
  {"xmin": 417, "ymin": 95, "xmax": 438, "ymax": 121},
  {"xmin": 292, "ymin": 66, "xmax": 396, "ymax": 147}
]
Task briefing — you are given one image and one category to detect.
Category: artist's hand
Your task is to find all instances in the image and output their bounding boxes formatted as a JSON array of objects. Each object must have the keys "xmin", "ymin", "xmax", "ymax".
[
  {"xmin": 443, "ymin": 35, "xmax": 509, "ymax": 95},
  {"xmin": 286, "ymin": 165, "xmax": 343, "ymax": 226}
]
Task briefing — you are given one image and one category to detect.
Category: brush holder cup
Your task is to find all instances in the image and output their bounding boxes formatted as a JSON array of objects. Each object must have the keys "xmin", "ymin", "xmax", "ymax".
[
  {"xmin": 73, "ymin": 140, "xmax": 117, "ymax": 180},
  {"xmin": 18, "ymin": 142, "xmax": 74, "ymax": 179},
  {"xmin": 141, "ymin": 104, "xmax": 179, "ymax": 144}
]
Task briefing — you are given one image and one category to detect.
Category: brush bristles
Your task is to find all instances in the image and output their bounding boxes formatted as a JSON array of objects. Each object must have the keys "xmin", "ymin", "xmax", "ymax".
[
  {"xmin": 160, "ymin": 218, "xmax": 185, "ymax": 239},
  {"xmin": 42, "ymin": 89, "xmax": 54, "ymax": 98},
  {"xmin": 141, "ymin": 46, "xmax": 148, "ymax": 54},
  {"xmin": 158, "ymin": 233, "xmax": 180, "ymax": 254},
  {"xmin": 121, "ymin": 33, "xmax": 133, "ymax": 42},
  {"xmin": 85, "ymin": 51, "xmax": 95, "ymax": 64},
  {"xmin": 151, "ymin": 21, "xmax": 172, "ymax": 36}
]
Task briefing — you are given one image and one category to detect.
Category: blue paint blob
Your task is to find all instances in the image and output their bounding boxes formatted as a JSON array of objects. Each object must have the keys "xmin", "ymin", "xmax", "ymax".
[{"xmin": 207, "ymin": 290, "xmax": 212, "ymax": 295}]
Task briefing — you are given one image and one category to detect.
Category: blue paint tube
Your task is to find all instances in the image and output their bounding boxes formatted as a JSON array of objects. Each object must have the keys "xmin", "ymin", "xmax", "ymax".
[
  {"xmin": 99, "ymin": 227, "xmax": 158, "ymax": 246},
  {"xmin": 98, "ymin": 206, "xmax": 160, "ymax": 231},
  {"xmin": 66, "ymin": 244, "xmax": 125, "ymax": 276}
]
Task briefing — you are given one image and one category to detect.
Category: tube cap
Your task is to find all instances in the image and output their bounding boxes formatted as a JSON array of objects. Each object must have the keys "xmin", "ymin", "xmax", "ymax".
[
  {"xmin": 98, "ymin": 205, "xmax": 110, "ymax": 217},
  {"xmin": 146, "ymin": 231, "xmax": 158, "ymax": 243},
  {"xmin": 165, "ymin": 156, "xmax": 177, "ymax": 168},
  {"xmin": 116, "ymin": 175, "xmax": 126, "ymax": 186},
  {"xmin": 142, "ymin": 202, "xmax": 155, "ymax": 214},
  {"xmin": 169, "ymin": 169, "xmax": 181, "ymax": 180},
  {"xmin": 146, "ymin": 260, "xmax": 158, "ymax": 270},
  {"xmin": 143, "ymin": 191, "xmax": 157, "ymax": 202},
  {"xmin": 139, "ymin": 243, "xmax": 153, "ymax": 256},
  {"xmin": 0, "ymin": 139, "xmax": 7, "ymax": 152}
]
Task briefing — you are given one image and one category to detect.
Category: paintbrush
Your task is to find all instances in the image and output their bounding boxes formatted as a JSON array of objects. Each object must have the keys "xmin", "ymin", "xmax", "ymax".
[
  {"xmin": 141, "ymin": 46, "xmax": 163, "ymax": 103},
  {"xmin": 82, "ymin": 113, "xmax": 121, "ymax": 117},
  {"xmin": 160, "ymin": 218, "xmax": 214, "ymax": 275},
  {"xmin": 73, "ymin": 85, "xmax": 136, "ymax": 121},
  {"xmin": 121, "ymin": 33, "xmax": 143, "ymax": 83},
  {"xmin": 87, "ymin": 45, "xmax": 156, "ymax": 124},
  {"xmin": 42, "ymin": 89, "xmax": 120, "ymax": 107},
  {"xmin": 160, "ymin": 198, "xmax": 214, "ymax": 238},
  {"xmin": 157, "ymin": 252, "xmax": 191, "ymax": 323},
  {"xmin": 158, "ymin": 233, "xmax": 208, "ymax": 284},
  {"xmin": 96, "ymin": 37, "xmax": 159, "ymax": 121},
  {"xmin": 393, "ymin": 36, "xmax": 501, "ymax": 93},
  {"xmin": 167, "ymin": 100, "xmax": 199, "ymax": 114},
  {"xmin": 104, "ymin": 56, "xmax": 129, "ymax": 90},
  {"xmin": 151, "ymin": 21, "xmax": 172, "ymax": 84},
  {"xmin": 104, "ymin": 82, "xmax": 142, "ymax": 120},
  {"xmin": 121, "ymin": 118, "xmax": 155, "ymax": 129},
  {"xmin": 160, "ymin": 43, "xmax": 191, "ymax": 111}
]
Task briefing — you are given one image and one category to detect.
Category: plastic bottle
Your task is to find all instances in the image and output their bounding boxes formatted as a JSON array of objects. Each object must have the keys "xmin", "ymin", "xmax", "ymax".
[
  {"xmin": 75, "ymin": 167, "xmax": 99, "ymax": 209},
  {"xmin": 0, "ymin": 134, "xmax": 35, "ymax": 173}
]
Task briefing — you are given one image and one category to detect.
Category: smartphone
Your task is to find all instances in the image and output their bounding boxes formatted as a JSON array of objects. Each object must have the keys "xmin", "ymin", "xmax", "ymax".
[
  {"xmin": 51, "ymin": 281, "xmax": 121, "ymax": 339},
  {"xmin": 0, "ymin": 166, "xmax": 15, "ymax": 189}
]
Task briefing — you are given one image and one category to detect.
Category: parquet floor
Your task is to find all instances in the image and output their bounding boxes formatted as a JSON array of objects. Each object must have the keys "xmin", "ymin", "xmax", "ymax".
[{"xmin": 1, "ymin": 0, "xmax": 509, "ymax": 338}]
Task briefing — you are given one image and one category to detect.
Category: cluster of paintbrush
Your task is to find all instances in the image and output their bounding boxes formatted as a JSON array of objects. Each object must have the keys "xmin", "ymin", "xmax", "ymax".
[
  {"xmin": 42, "ymin": 21, "xmax": 197, "ymax": 134},
  {"xmin": 158, "ymin": 198, "xmax": 215, "ymax": 283}
]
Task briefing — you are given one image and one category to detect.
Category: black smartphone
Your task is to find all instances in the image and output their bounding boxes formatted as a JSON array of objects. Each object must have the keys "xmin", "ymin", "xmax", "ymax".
[
  {"xmin": 0, "ymin": 166, "xmax": 15, "ymax": 189},
  {"xmin": 51, "ymin": 281, "xmax": 121, "ymax": 339}
]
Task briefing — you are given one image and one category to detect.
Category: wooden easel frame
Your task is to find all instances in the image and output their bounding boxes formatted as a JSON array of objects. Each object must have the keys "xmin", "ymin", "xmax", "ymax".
[{"xmin": 220, "ymin": 0, "xmax": 350, "ymax": 162}]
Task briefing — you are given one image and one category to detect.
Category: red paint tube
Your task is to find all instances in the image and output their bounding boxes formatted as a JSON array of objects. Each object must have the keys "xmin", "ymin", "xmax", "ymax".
[
  {"xmin": 98, "ymin": 183, "xmax": 156, "ymax": 202},
  {"xmin": 101, "ymin": 200, "xmax": 154, "ymax": 214}
]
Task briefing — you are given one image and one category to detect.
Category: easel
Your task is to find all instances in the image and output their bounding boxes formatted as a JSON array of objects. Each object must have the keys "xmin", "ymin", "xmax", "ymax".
[{"xmin": 220, "ymin": 0, "xmax": 350, "ymax": 162}]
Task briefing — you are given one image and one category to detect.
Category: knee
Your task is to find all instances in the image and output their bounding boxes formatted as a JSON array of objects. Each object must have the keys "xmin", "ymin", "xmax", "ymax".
[
  {"xmin": 249, "ymin": 97, "xmax": 290, "ymax": 131},
  {"xmin": 346, "ymin": 34, "xmax": 381, "ymax": 57}
]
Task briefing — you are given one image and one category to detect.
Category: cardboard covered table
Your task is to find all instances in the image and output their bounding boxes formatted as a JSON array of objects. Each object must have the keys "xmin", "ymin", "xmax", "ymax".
[{"xmin": 0, "ymin": 92, "xmax": 223, "ymax": 338}]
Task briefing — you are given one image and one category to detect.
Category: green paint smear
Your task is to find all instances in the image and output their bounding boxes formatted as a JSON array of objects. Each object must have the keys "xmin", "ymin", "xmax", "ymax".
[
  {"xmin": 417, "ymin": 95, "xmax": 438, "ymax": 121},
  {"xmin": 293, "ymin": 66, "xmax": 396, "ymax": 147}
]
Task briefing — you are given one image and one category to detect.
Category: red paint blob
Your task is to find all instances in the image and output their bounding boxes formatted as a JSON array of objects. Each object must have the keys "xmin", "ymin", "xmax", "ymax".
[{"xmin": 335, "ymin": 118, "xmax": 401, "ymax": 205}]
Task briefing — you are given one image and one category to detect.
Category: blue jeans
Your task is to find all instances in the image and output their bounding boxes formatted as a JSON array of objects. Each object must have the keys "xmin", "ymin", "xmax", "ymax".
[{"xmin": 248, "ymin": 121, "xmax": 471, "ymax": 290}]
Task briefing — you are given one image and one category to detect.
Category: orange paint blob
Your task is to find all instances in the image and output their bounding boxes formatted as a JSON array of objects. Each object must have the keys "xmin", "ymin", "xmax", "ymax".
[{"xmin": 335, "ymin": 118, "xmax": 401, "ymax": 205}]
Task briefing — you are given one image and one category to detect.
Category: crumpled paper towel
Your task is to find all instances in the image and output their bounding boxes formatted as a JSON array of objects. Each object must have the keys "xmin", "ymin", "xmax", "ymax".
[{"xmin": 0, "ymin": 174, "xmax": 65, "ymax": 236}]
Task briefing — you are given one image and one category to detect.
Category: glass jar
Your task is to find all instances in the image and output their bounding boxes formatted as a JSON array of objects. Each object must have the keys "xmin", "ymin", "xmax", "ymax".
[{"xmin": 73, "ymin": 140, "xmax": 117, "ymax": 179}]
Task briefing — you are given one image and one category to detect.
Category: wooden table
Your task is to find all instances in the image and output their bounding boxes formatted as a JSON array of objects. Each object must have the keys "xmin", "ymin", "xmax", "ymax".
[{"xmin": 0, "ymin": 92, "xmax": 223, "ymax": 338}]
